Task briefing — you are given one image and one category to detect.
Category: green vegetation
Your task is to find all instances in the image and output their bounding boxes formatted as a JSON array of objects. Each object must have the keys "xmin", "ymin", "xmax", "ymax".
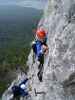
[
  {"xmin": 0, "ymin": 47, "xmax": 30, "ymax": 69},
  {"xmin": 0, "ymin": 47, "xmax": 30, "ymax": 95},
  {"xmin": 0, "ymin": 5, "xmax": 43, "ymax": 96}
]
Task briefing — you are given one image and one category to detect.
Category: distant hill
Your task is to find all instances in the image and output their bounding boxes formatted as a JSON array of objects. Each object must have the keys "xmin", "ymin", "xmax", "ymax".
[
  {"xmin": 0, "ymin": 5, "xmax": 42, "ymax": 48},
  {"xmin": 0, "ymin": 5, "xmax": 42, "ymax": 95}
]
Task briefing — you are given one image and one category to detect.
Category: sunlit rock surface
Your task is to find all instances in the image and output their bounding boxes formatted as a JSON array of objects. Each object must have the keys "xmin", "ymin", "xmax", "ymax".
[{"xmin": 28, "ymin": 0, "xmax": 75, "ymax": 100}]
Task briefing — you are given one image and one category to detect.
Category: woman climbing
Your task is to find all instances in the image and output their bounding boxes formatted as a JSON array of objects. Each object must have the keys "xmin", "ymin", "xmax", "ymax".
[
  {"xmin": 32, "ymin": 28, "xmax": 48, "ymax": 82},
  {"xmin": 10, "ymin": 77, "xmax": 32, "ymax": 100}
]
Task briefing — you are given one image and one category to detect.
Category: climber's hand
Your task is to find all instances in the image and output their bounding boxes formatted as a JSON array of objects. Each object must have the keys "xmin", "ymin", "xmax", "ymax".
[
  {"xmin": 42, "ymin": 45, "xmax": 49, "ymax": 55},
  {"xmin": 29, "ymin": 85, "xmax": 32, "ymax": 91}
]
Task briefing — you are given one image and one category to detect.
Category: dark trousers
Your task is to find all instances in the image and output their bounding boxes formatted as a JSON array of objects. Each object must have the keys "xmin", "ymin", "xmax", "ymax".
[{"xmin": 37, "ymin": 54, "xmax": 44, "ymax": 82}]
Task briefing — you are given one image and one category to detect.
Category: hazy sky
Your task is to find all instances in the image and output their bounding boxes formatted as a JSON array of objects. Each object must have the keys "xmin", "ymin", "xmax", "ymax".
[
  {"xmin": 0, "ymin": 0, "xmax": 47, "ymax": 10},
  {"xmin": 0, "ymin": 0, "xmax": 16, "ymax": 4}
]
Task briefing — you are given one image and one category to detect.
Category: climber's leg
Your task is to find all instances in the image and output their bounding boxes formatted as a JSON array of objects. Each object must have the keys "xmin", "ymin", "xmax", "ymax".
[
  {"xmin": 38, "ymin": 54, "xmax": 44, "ymax": 69},
  {"xmin": 37, "ymin": 53, "xmax": 44, "ymax": 82},
  {"xmin": 37, "ymin": 72, "xmax": 43, "ymax": 82},
  {"xmin": 37, "ymin": 63, "xmax": 44, "ymax": 82}
]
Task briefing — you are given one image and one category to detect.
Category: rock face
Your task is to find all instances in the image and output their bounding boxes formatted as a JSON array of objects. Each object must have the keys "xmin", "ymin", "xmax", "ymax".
[
  {"xmin": 28, "ymin": 0, "xmax": 75, "ymax": 100},
  {"xmin": 2, "ymin": 0, "xmax": 75, "ymax": 100}
]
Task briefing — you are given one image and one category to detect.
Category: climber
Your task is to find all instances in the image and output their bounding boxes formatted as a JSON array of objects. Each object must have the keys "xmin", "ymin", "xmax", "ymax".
[
  {"xmin": 11, "ymin": 77, "xmax": 32, "ymax": 99},
  {"xmin": 32, "ymin": 28, "xmax": 48, "ymax": 82}
]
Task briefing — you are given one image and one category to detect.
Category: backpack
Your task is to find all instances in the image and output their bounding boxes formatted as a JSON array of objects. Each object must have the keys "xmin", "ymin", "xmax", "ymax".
[{"xmin": 32, "ymin": 40, "xmax": 43, "ymax": 57}]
